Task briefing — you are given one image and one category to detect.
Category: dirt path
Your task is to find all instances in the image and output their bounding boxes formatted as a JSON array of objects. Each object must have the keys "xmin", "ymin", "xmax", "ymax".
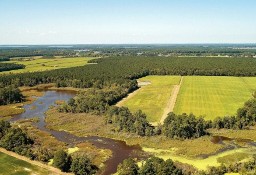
[
  {"xmin": 0, "ymin": 148, "xmax": 72, "ymax": 175},
  {"xmin": 160, "ymin": 77, "xmax": 183, "ymax": 124}
]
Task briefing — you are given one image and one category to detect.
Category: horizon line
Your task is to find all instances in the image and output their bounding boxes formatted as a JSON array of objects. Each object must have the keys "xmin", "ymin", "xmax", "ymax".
[{"xmin": 1, "ymin": 43, "xmax": 256, "ymax": 46}]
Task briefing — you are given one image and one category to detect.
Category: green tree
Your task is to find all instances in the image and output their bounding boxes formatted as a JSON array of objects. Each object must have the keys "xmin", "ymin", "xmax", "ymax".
[
  {"xmin": 53, "ymin": 150, "xmax": 71, "ymax": 172},
  {"xmin": 0, "ymin": 120, "xmax": 11, "ymax": 139},
  {"xmin": 117, "ymin": 158, "xmax": 139, "ymax": 175},
  {"xmin": 0, "ymin": 128, "xmax": 33, "ymax": 155},
  {"xmin": 70, "ymin": 155, "xmax": 97, "ymax": 175}
]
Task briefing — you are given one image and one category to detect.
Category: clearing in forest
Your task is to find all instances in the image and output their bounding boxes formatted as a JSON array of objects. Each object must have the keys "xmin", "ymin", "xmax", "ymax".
[
  {"xmin": 1, "ymin": 57, "xmax": 94, "ymax": 74},
  {"xmin": 119, "ymin": 76, "xmax": 181, "ymax": 123},
  {"xmin": 174, "ymin": 76, "xmax": 256, "ymax": 120}
]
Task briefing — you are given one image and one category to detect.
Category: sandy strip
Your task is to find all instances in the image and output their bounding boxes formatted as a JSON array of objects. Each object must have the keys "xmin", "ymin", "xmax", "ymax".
[
  {"xmin": 0, "ymin": 148, "xmax": 72, "ymax": 175},
  {"xmin": 159, "ymin": 77, "xmax": 183, "ymax": 124}
]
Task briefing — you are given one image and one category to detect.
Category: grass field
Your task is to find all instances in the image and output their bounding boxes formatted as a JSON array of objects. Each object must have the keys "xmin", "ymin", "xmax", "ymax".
[
  {"xmin": 120, "ymin": 76, "xmax": 256, "ymax": 121},
  {"xmin": 119, "ymin": 76, "xmax": 181, "ymax": 123},
  {"xmin": 1, "ymin": 57, "xmax": 93, "ymax": 74},
  {"xmin": 0, "ymin": 152, "xmax": 50, "ymax": 175},
  {"xmin": 174, "ymin": 76, "xmax": 256, "ymax": 120}
]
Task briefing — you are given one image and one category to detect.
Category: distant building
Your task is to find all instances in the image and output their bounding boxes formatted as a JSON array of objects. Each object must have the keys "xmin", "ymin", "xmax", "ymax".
[{"xmin": 253, "ymin": 55, "xmax": 256, "ymax": 58}]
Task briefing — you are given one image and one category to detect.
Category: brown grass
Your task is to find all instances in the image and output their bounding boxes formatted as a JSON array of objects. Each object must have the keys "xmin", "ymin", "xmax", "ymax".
[
  {"xmin": 45, "ymin": 108, "xmax": 111, "ymax": 137},
  {"xmin": 75, "ymin": 142, "xmax": 112, "ymax": 169},
  {"xmin": 13, "ymin": 118, "xmax": 66, "ymax": 151}
]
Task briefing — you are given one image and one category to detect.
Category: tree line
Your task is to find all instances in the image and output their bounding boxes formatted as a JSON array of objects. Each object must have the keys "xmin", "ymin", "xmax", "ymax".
[
  {"xmin": 0, "ymin": 58, "xmax": 10, "ymax": 62},
  {"xmin": 0, "ymin": 63, "xmax": 25, "ymax": 72},
  {"xmin": 2, "ymin": 56, "xmax": 256, "ymax": 88},
  {"xmin": 60, "ymin": 93, "xmax": 256, "ymax": 139},
  {"xmin": 58, "ymin": 82, "xmax": 137, "ymax": 114}
]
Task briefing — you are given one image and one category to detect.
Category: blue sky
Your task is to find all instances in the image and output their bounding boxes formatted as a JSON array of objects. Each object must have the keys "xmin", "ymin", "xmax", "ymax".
[{"xmin": 0, "ymin": 0, "xmax": 255, "ymax": 44}]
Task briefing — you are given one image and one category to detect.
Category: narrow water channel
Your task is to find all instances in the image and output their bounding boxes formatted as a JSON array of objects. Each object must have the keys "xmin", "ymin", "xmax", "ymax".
[{"xmin": 10, "ymin": 90, "xmax": 144, "ymax": 175}]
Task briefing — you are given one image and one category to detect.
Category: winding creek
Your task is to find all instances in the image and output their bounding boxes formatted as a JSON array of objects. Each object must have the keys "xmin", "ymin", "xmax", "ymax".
[
  {"xmin": 9, "ymin": 90, "xmax": 144, "ymax": 175},
  {"xmin": 8, "ymin": 90, "xmax": 256, "ymax": 174}
]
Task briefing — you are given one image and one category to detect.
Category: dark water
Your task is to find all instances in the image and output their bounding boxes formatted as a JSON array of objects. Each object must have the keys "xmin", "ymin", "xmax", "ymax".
[
  {"xmin": 211, "ymin": 136, "xmax": 232, "ymax": 144},
  {"xmin": 10, "ymin": 90, "xmax": 144, "ymax": 175},
  {"xmin": 211, "ymin": 135, "xmax": 256, "ymax": 146}
]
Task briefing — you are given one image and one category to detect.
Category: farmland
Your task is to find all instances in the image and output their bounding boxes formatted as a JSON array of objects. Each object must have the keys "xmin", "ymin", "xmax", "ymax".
[
  {"xmin": 121, "ymin": 76, "xmax": 256, "ymax": 122},
  {"xmin": 118, "ymin": 76, "xmax": 181, "ymax": 123},
  {"xmin": 174, "ymin": 76, "xmax": 256, "ymax": 120},
  {"xmin": 0, "ymin": 57, "xmax": 93, "ymax": 74}
]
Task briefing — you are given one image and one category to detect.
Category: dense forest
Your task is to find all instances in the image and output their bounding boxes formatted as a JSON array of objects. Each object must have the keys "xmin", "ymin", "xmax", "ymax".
[
  {"xmin": 2, "ymin": 56, "xmax": 256, "ymax": 88},
  {"xmin": 0, "ymin": 47, "xmax": 77, "ymax": 58},
  {"xmin": 0, "ymin": 63, "xmax": 25, "ymax": 72}
]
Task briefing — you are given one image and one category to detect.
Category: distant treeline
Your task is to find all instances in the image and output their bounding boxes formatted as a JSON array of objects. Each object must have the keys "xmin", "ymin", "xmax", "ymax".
[
  {"xmin": 0, "ymin": 48, "xmax": 76, "ymax": 58},
  {"xmin": 1, "ymin": 56, "xmax": 256, "ymax": 88},
  {"xmin": 0, "ymin": 63, "xmax": 25, "ymax": 72},
  {"xmin": 0, "ymin": 58, "xmax": 10, "ymax": 62},
  {"xmin": 1, "ymin": 45, "xmax": 256, "ymax": 58}
]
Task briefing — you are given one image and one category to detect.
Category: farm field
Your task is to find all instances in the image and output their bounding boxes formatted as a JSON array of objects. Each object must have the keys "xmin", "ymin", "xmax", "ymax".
[
  {"xmin": 0, "ymin": 152, "xmax": 51, "ymax": 175},
  {"xmin": 0, "ymin": 57, "xmax": 93, "ymax": 74},
  {"xmin": 120, "ymin": 76, "xmax": 256, "ymax": 122},
  {"xmin": 174, "ymin": 76, "xmax": 256, "ymax": 120},
  {"xmin": 118, "ymin": 76, "xmax": 181, "ymax": 123}
]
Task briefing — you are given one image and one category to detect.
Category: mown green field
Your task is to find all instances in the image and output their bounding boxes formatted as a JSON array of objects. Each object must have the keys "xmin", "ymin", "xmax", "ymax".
[
  {"xmin": 121, "ymin": 76, "xmax": 256, "ymax": 122},
  {"xmin": 1, "ymin": 57, "xmax": 93, "ymax": 74},
  {"xmin": 174, "ymin": 76, "xmax": 256, "ymax": 120},
  {"xmin": 0, "ymin": 152, "xmax": 50, "ymax": 175},
  {"xmin": 120, "ymin": 76, "xmax": 181, "ymax": 123}
]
